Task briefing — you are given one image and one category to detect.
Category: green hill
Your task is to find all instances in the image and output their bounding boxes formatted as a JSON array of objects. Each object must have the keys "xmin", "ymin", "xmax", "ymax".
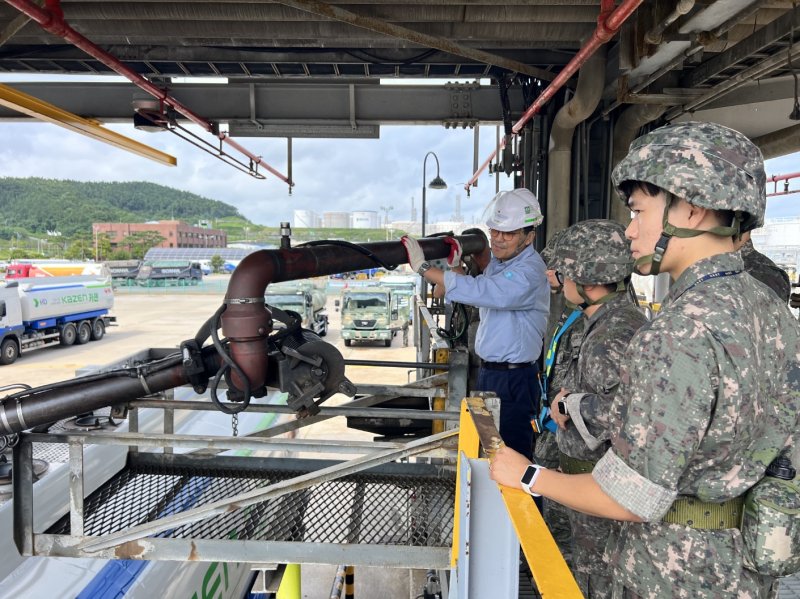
[{"xmin": 0, "ymin": 177, "xmax": 244, "ymax": 236}]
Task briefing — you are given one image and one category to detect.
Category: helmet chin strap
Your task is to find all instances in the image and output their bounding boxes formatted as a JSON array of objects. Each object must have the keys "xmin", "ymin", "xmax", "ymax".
[
  {"xmin": 634, "ymin": 199, "xmax": 742, "ymax": 276},
  {"xmin": 575, "ymin": 280, "xmax": 627, "ymax": 310}
]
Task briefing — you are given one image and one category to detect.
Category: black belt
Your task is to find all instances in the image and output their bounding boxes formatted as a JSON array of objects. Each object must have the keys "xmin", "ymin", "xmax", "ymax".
[{"xmin": 480, "ymin": 360, "xmax": 534, "ymax": 371}]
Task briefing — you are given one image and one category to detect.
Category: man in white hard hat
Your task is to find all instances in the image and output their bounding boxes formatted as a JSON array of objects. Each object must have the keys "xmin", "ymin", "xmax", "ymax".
[{"xmin": 402, "ymin": 188, "xmax": 549, "ymax": 459}]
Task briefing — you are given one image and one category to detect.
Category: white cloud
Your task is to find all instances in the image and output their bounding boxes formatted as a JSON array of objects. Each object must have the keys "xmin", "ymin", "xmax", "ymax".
[{"xmin": 1, "ymin": 118, "xmax": 796, "ymax": 225}]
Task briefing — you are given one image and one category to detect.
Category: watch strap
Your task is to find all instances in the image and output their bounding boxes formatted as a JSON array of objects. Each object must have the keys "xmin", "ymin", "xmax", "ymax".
[{"xmin": 520, "ymin": 464, "xmax": 544, "ymax": 497}]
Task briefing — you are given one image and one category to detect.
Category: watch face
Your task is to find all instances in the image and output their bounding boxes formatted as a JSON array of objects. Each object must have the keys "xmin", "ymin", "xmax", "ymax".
[
  {"xmin": 558, "ymin": 401, "xmax": 567, "ymax": 415},
  {"xmin": 521, "ymin": 465, "xmax": 537, "ymax": 485}
]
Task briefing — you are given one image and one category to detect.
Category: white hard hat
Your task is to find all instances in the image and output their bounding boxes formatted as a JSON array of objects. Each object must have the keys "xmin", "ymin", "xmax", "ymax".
[{"xmin": 482, "ymin": 189, "xmax": 543, "ymax": 232}]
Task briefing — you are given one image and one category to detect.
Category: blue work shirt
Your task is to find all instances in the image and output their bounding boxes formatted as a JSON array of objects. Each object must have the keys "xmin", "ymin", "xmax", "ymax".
[{"xmin": 443, "ymin": 244, "xmax": 549, "ymax": 363}]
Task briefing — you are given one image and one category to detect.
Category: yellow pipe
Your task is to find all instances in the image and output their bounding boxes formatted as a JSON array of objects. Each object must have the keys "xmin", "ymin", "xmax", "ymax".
[
  {"xmin": 0, "ymin": 83, "xmax": 177, "ymax": 166},
  {"xmin": 277, "ymin": 563, "xmax": 301, "ymax": 599}
]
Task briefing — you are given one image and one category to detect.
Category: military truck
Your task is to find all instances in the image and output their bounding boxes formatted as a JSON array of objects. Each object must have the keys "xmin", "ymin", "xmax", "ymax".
[
  {"xmin": 339, "ymin": 286, "xmax": 394, "ymax": 347},
  {"xmin": 265, "ymin": 281, "xmax": 328, "ymax": 336},
  {"xmin": 135, "ymin": 260, "xmax": 203, "ymax": 286},
  {"xmin": 379, "ymin": 275, "xmax": 418, "ymax": 347}
]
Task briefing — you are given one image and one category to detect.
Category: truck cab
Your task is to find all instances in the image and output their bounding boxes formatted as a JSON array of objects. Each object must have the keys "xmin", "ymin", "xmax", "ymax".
[{"xmin": 340, "ymin": 287, "xmax": 394, "ymax": 347}]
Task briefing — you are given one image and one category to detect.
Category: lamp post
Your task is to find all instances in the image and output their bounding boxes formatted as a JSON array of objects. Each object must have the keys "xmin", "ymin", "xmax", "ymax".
[{"xmin": 421, "ymin": 151, "xmax": 447, "ymax": 237}]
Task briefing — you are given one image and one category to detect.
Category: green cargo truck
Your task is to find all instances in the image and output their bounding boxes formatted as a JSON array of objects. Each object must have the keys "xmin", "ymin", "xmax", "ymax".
[{"xmin": 339, "ymin": 287, "xmax": 394, "ymax": 347}]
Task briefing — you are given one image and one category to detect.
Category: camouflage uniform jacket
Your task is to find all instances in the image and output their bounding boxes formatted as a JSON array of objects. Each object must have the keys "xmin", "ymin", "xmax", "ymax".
[
  {"xmin": 556, "ymin": 293, "xmax": 647, "ymax": 463},
  {"xmin": 594, "ymin": 252, "xmax": 800, "ymax": 598},
  {"xmin": 740, "ymin": 239, "xmax": 791, "ymax": 304}
]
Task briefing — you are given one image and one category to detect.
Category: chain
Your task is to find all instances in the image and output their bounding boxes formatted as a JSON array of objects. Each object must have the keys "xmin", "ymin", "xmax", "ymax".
[{"xmin": 231, "ymin": 413, "xmax": 239, "ymax": 437}]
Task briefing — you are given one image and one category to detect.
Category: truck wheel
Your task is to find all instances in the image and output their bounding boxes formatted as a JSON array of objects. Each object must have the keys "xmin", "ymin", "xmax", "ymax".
[
  {"xmin": 91, "ymin": 319, "xmax": 105, "ymax": 341},
  {"xmin": 0, "ymin": 339, "xmax": 19, "ymax": 365},
  {"xmin": 344, "ymin": 339, "xmax": 352, "ymax": 347},
  {"xmin": 191, "ymin": 277, "xmax": 199, "ymax": 286},
  {"xmin": 60, "ymin": 323, "xmax": 77, "ymax": 346},
  {"xmin": 384, "ymin": 339, "xmax": 391, "ymax": 347},
  {"xmin": 319, "ymin": 321, "xmax": 328, "ymax": 337},
  {"xmin": 76, "ymin": 321, "xmax": 92, "ymax": 345}
]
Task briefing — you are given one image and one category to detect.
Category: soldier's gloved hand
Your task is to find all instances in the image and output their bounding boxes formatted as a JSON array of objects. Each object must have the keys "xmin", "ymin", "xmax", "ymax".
[
  {"xmin": 401, "ymin": 236, "xmax": 426, "ymax": 274},
  {"xmin": 443, "ymin": 236, "xmax": 463, "ymax": 268}
]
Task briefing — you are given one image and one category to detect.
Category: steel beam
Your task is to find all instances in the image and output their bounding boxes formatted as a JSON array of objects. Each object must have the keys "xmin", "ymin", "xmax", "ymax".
[
  {"xmin": 34, "ymin": 535, "xmax": 451, "ymax": 568},
  {"xmin": 0, "ymin": 81, "xmax": 520, "ymax": 128}
]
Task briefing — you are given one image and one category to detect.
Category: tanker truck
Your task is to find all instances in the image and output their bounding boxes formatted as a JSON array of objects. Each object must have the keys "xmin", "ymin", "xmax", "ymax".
[
  {"xmin": 265, "ymin": 281, "xmax": 328, "ymax": 336},
  {"xmin": 0, "ymin": 276, "xmax": 116, "ymax": 365}
]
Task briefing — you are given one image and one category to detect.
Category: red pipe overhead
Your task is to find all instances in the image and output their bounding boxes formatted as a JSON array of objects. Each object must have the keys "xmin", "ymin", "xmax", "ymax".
[
  {"xmin": 766, "ymin": 171, "xmax": 800, "ymax": 197},
  {"xmin": 464, "ymin": 0, "xmax": 643, "ymax": 192},
  {"xmin": 6, "ymin": 0, "xmax": 293, "ymax": 186}
]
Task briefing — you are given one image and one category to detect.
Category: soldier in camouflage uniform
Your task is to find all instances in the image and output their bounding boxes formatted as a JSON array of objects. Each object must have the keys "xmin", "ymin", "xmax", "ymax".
[
  {"xmin": 735, "ymin": 232, "xmax": 791, "ymax": 303},
  {"xmin": 548, "ymin": 220, "xmax": 647, "ymax": 598},
  {"xmin": 534, "ymin": 229, "xmax": 581, "ymax": 566},
  {"xmin": 490, "ymin": 121, "xmax": 800, "ymax": 599}
]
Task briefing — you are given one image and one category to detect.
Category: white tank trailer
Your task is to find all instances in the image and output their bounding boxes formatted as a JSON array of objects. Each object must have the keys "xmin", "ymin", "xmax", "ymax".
[{"xmin": 0, "ymin": 276, "xmax": 116, "ymax": 365}]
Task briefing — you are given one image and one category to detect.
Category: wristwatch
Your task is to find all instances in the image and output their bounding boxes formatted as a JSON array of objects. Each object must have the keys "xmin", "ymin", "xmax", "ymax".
[
  {"xmin": 520, "ymin": 464, "xmax": 545, "ymax": 497},
  {"xmin": 417, "ymin": 261, "xmax": 433, "ymax": 275},
  {"xmin": 557, "ymin": 399, "xmax": 568, "ymax": 415}
]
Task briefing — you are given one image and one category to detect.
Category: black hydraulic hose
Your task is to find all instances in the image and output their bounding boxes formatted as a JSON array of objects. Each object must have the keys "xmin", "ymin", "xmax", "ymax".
[
  {"xmin": 208, "ymin": 304, "xmax": 251, "ymax": 414},
  {"xmin": 297, "ymin": 239, "xmax": 398, "ymax": 271}
]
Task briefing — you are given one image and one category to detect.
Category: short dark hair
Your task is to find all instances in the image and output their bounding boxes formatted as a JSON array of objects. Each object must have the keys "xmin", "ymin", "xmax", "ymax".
[{"xmin": 620, "ymin": 180, "xmax": 737, "ymax": 232}]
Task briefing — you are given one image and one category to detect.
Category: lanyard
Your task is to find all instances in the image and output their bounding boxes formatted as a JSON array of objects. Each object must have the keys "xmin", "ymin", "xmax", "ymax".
[
  {"xmin": 542, "ymin": 309, "xmax": 582, "ymax": 395},
  {"xmin": 674, "ymin": 270, "xmax": 741, "ymax": 302}
]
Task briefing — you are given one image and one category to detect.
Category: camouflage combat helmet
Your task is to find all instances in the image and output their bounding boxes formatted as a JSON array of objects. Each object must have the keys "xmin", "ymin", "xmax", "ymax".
[
  {"xmin": 556, "ymin": 220, "xmax": 632, "ymax": 285},
  {"xmin": 540, "ymin": 229, "xmax": 567, "ymax": 269},
  {"xmin": 612, "ymin": 121, "xmax": 766, "ymax": 232},
  {"xmin": 554, "ymin": 219, "xmax": 633, "ymax": 309},
  {"xmin": 611, "ymin": 121, "xmax": 766, "ymax": 275}
]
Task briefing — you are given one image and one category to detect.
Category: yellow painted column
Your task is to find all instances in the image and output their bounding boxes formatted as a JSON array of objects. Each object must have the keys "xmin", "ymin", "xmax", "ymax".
[{"xmin": 277, "ymin": 564, "xmax": 301, "ymax": 599}]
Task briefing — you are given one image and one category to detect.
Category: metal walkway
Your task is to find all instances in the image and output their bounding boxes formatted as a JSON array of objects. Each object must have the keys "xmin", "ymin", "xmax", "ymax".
[{"xmin": 45, "ymin": 453, "xmax": 455, "ymax": 568}]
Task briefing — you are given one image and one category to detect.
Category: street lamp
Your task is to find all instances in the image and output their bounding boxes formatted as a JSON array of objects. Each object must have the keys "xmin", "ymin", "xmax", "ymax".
[{"xmin": 421, "ymin": 151, "xmax": 447, "ymax": 237}]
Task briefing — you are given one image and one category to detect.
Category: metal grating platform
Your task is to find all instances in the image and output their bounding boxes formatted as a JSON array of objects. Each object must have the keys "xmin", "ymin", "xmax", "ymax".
[{"xmin": 49, "ymin": 454, "xmax": 455, "ymax": 552}]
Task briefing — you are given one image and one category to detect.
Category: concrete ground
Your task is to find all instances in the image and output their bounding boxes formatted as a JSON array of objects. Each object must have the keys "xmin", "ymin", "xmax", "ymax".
[{"xmin": 0, "ymin": 276, "xmax": 431, "ymax": 599}]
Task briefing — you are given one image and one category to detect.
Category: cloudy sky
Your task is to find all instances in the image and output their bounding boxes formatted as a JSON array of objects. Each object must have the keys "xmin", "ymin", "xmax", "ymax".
[{"xmin": 1, "ymin": 76, "xmax": 798, "ymax": 227}]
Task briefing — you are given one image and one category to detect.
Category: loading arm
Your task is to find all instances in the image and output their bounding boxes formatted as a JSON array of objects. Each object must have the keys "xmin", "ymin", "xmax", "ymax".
[{"xmin": 0, "ymin": 234, "xmax": 487, "ymax": 437}]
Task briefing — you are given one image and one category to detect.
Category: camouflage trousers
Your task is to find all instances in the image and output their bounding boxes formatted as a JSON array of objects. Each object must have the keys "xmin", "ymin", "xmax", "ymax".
[
  {"xmin": 609, "ymin": 580, "xmax": 778, "ymax": 599},
  {"xmin": 568, "ymin": 510, "xmax": 620, "ymax": 599},
  {"xmin": 534, "ymin": 431, "xmax": 573, "ymax": 567}
]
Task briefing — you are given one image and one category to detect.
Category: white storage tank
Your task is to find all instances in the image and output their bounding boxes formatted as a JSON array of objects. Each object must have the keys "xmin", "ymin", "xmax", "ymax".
[
  {"xmin": 323, "ymin": 211, "xmax": 350, "ymax": 229},
  {"xmin": 351, "ymin": 211, "xmax": 379, "ymax": 229}
]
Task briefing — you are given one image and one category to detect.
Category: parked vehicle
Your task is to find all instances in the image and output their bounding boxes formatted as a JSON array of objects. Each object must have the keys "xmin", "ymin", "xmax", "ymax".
[
  {"xmin": 0, "ymin": 276, "xmax": 116, "ymax": 365},
  {"xmin": 265, "ymin": 281, "xmax": 328, "ymax": 336},
  {"xmin": 104, "ymin": 259, "xmax": 143, "ymax": 284},
  {"xmin": 379, "ymin": 275, "xmax": 418, "ymax": 347},
  {"xmin": 5, "ymin": 260, "xmax": 109, "ymax": 279},
  {"xmin": 339, "ymin": 286, "xmax": 395, "ymax": 347},
  {"xmin": 135, "ymin": 260, "xmax": 203, "ymax": 286}
]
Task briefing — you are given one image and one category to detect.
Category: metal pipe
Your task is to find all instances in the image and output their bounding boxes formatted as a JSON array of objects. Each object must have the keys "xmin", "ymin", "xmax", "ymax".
[
  {"xmin": 4, "ymin": 0, "xmax": 292, "ymax": 186},
  {"xmin": 546, "ymin": 45, "xmax": 607, "ymax": 237},
  {"xmin": 766, "ymin": 171, "xmax": 800, "ymax": 197},
  {"xmin": 465, "ymin": 0, "xmax": 643, "ymax": 191},
  {"xmin": 603, "ymin": 0, "xmax": 777, "ymax": 117},
  {"xmin": 644, "ymin": 0, "xmax": 695, "ymax": 45},
  {"xmin": 222, "ymin": 235, "xmax": 486, "ymax": 393}
]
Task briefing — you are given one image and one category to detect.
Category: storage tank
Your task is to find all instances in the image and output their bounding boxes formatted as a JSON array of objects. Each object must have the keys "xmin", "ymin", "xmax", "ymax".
[
  {"xmin": 323, "ymin": 211, "xmax": 350, "ymax": 228},
  {"xmin": 15, "ymin": 277, "xmax": 114, "ymax": 321},
  {"xmin": 293, "ymin": 209, "xmax": 320, "ymax": 228},
  {"xmin": 351, "ymin": 211, "xmax": 378, "ymax": 229}
]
